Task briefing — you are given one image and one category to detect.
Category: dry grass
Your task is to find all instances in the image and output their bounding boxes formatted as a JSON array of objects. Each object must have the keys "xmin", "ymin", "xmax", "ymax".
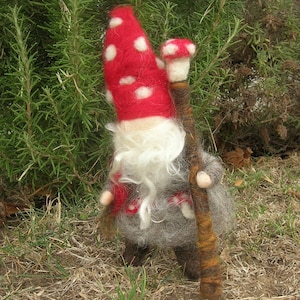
[{"xmin": 0, "ymin": 153, "xmax": 299, "ymax": 299}]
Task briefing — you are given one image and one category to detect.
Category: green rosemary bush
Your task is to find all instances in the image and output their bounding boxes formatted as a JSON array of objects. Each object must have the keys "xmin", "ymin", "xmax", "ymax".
[
  {"xmin": 0, "ymin": 0, "xmax": 111, "ymax": 205},
  {"xmin": 0, "ymin": 0, "xmax": 244, "ymax": 207}
]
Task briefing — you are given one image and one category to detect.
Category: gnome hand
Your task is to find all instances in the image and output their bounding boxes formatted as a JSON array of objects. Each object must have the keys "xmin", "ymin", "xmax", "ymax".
[
  {"xmin": 196, "ymin": 171, "xmax": 213, "ymax": 189},
  {"xmin": 99, "ymin": 190, "xmax": 114, "ymax": 206}
]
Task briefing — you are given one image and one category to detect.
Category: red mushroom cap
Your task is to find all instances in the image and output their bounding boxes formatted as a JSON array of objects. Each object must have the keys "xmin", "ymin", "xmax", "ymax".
[{"xmin": 161, "ymin": 38, "xmax": 196, "ymax": 59}]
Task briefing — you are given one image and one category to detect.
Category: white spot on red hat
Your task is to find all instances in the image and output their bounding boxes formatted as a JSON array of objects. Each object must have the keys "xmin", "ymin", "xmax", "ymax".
[
  {"xmin": 134, "ymin": 36, "xmax": 148, "ymax": 52},
  {"xmin": 119, "ymin": 76, "xmax": 136, "ymax": 85},
  {"xmin": 105, "ymin": 44, "xmax": 117, "ymax": 61},
  {"xmin": 105, "ymin": 90, "xmax": 113, "ymax": 103},
  {"xmin": 155, "ymin": 57, "xmax": 165, "ymax": 69},
  {"xmin": 135, "ymin": 86, "xmax": 153, "ymax": 99},
  {"xmin": 109, "ymin": 17, "xmax": 123, "ymax": 28}
]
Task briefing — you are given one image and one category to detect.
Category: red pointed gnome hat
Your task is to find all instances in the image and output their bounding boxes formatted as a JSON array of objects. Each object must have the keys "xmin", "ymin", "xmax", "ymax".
[{"xmin": 103, "ymin": 6, "xmax": 175, "ymax": 122}]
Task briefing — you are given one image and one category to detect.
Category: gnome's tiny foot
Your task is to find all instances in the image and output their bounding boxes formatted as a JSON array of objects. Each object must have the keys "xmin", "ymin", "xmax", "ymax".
[
  {"xmin": 122, "ymin": 239, "xmax": 149, "ymax": 267},
  {"xmin": 173, "ymin": 246, "xmax": 201, "ymax": 281}
]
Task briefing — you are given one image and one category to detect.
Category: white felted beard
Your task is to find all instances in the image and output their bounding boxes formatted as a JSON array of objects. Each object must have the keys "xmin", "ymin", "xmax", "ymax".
[{"xmin": 107, "ymin": 118, "xmax": 187, "ymax": 229}]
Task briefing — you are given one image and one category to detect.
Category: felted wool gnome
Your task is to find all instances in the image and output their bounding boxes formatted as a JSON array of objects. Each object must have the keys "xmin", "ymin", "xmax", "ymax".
[{"xmin": 99, "ymin": 6, "xmax": 234, "ymax": 280}]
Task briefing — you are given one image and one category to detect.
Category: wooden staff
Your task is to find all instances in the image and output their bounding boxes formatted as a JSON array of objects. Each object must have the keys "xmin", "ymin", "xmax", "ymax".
[{"xmin": 161, "ymin": 39, "xmax": 223, "ymax": 300}]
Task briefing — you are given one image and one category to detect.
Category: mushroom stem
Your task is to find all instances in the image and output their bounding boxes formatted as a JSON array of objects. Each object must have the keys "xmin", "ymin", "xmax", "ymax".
[{"xmin": 165, "ymin": 57, "xmax": 191, "ymax": 83}]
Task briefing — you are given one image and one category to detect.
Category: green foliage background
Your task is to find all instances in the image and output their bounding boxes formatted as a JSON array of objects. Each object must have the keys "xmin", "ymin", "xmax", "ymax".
[
  {"xmin": 0, "ymin": 0, "xmax": 111, "ymax": 205},
  {"xmin": 0, "ymin": 0, "xmax": 299, "ymax": 206},
  {"xmin": 0, "ymin": 0, "xmax": 241, "ymax": 206}
]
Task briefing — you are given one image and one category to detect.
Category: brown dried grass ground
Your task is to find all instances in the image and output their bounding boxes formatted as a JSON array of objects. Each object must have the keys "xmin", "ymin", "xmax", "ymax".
[{"xmin": 0, "ymin": 153, "xmax": 299, "ymax": 299}]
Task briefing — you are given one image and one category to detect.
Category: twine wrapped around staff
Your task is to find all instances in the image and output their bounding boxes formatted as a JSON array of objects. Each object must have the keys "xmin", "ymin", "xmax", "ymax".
[{"xmin": 161, "ymin": 39, "xmax": 223, "ymax": 300}]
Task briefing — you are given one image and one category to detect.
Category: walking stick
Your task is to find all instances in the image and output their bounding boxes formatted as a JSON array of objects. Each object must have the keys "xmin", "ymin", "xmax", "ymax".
[{"xmin": 161, "ymin": 39, "xmax": 223, "ymax": 300}]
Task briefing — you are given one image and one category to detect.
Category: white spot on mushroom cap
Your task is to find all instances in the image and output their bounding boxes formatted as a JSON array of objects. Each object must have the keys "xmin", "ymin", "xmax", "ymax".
[
  {"xmin": 105, "ymin": 44, "xmax": 117, "ymax": 61},
  {"xmin": 162, "ymin": 43, "xmax": 178, "ymax": 56},
  {"xmin": 119, "ymin": 76, "xmax": 136, "ymax": 85},
  {"xmin": 186, "ymin": 43, "xmax": 196, "ymax": 56},
  {"xmin": 135, "ymin": 86, "xmax": 153, "ymax": 99},
  {"xmin": 155, "ymin": 57, "xmax": 165, "ymax": 69},
  {"xmin": 109, "ymin": 17, "xmax": 123, "ymax": 28},
  {"xmin": 134, "ymin": 36, "xmax": 148, "ymax": 52},
  {"xmin": 161, "ymin": 39, "xmax": 196, "ymax": 59},
  {"xmin": 105, "ymin": 90, "xmax": 114, "ymax": 103}
]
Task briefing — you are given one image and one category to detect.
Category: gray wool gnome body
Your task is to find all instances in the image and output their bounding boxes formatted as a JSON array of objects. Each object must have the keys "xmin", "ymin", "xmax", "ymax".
[{"xmin": 99, "ymin": 6, "xmax": 234, "ymax": 280}]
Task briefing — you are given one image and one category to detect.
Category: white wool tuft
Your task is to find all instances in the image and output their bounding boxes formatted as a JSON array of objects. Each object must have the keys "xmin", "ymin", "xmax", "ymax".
[
  {"xmin": 162, "ymin": 43, "xmax": 178, "ymax": 56},
  {"xmin": 180, "ymin": 202, "xmax": 195, "ymax": 219},
  {"xmin": 135, "ymin": 86, "xmax": 153, "ymax": 100},
  {"xmin": 119, "ymin": 76, "xmax": 136, "ymax": 85},
  {"xmin": 134, "ymin": 36, "xmax": 148, "ymax": 52},
  {"xmin": 105, "ymin": 44, "xmax": 117, "ymax": 61},
  {"xmin": 105, "ymin": 90, "xmax": 114, "ymax": 103},
  {"xmin": 155, "ymin": 57, "xmax": 165, "ymax": 69},
  {"xmin": 108, "ymin": 118, "xmax": 187, "ymax": 229},
  {"xmin": 166, "ymin": 57, "xmax": 190, "ymax": 82},
  {"xmin": 186, "ymin": 43, "xmax": 196, "ymax": 56},
  {"xmin": 109, "ymin": 17, "xmax": 123, "ymax": 28}
]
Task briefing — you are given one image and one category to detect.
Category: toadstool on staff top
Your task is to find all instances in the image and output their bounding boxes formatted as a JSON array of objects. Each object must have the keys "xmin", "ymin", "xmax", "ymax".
[{"xmin": 161, "ymin": 38, "xmax": 196, "ymax": 83}]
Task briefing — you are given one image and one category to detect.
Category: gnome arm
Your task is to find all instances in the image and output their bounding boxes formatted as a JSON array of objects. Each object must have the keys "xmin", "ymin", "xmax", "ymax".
[
  {"xmin": 99, "ymin": 172, "xmax": 130, "ymax": 216},
  {"xmin": 196, "ymin": 151, "xmax": 224, "ymax": 189},
  {"xmin": 99, "ymin": 189, "xmax": 114, "ymax": 206}
]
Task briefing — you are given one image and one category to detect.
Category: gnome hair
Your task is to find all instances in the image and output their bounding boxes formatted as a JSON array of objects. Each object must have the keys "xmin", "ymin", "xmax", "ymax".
[{"xmin": 107, "ymin": 118, "xmax": 187, "ymax": 229}]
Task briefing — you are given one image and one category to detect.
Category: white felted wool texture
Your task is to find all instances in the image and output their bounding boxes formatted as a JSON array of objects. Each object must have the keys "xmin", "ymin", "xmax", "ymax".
[
  {"xmin": 105, "ymin": 44, "xmax": 117, "ymax": 61},
  {"xmin": 108, "ymin": 117, "xmax": 234, "ymax": 243},
  {"xmin": 133, "ymin": 36, "xmax": 148, "ymax": 52},
  {"xmin": 108, "ymin": 118, "xmax": 186, "ymax": 229},
  {"xmin": 105, "ymin": 90, "xmax": 113, "ymax": 104},
  {"xmin": 155, "ymin": 57, "xmax": 165, "ymax": 69},
  {"xmin": 186, "ymin": 43, "xmax": 196, "ymax": 56},
  {"xmin": 166, "ymin": 58, "xmax": 191, "ymax": 82},
  {"xmin": 135, "ymin": 86, "xmax": 153, "ymax": 100},
  {"xmin": 162, "ymin": 43, "xmax": 179, "ymax": 56},
  {"xmin": 119, "ymin": 76, "xmax": 136, "ymax": 85},
  {"xmin": 109, "ymin": 17, "xmax": 123, "ymax": 28}
]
